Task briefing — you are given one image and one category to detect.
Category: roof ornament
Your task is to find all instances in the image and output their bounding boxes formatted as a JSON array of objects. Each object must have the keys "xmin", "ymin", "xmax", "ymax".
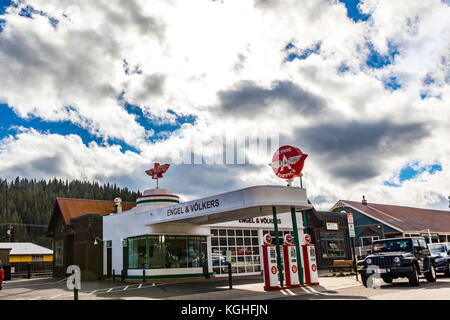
[
  {"xmin": 362, "ymin": 195, "xmax": 368, "ymax": 205},
  {"xmin": 145, "ymin": 163, "xmax": 170, "ymax": 189}
]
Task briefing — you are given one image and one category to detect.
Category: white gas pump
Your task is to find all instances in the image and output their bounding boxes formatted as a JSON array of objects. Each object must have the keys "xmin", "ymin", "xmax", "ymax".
[
  {"xmin": 302, "ymin": 234, "xmax": 319, "ymax": 285},
  {"xmin": 282, "ymin": 234, "xmax": 300, "ymax": 287},
  {"xmin": 261, "ymin": 233, "xmax": 280, "ymax": 290}
]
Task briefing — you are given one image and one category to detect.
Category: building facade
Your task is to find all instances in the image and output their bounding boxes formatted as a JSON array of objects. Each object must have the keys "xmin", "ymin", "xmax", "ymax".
[
  {"xmin": 330, "ymin": 197, "xmax": 450, "ymax": 256},
  {"xmin": 0, "ymin": 243, "xmax": 53, "ymax": 275},
  {"xmin": 46, "ymin": 198, "xmax": 136, "ymax": 280},
  {"xmin": 103, "ymin": 185, "xmax": 311, "ymax": 280},
  {"xmin": 304, "ymin": 211, "xmax": 353, "ymax": 269}
]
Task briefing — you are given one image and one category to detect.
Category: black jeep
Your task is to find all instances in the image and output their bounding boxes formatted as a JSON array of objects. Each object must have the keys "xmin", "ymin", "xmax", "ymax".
[{"xmin": 359, "ymin": 237, "xmax": 436, "ymax": 287}]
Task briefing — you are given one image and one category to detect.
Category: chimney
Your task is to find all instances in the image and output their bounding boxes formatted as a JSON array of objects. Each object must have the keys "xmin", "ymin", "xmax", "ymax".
[
  {"xmin": 114, "ymin": 197, "xmax": 122, "ymax": 213},
  {"xmin": 362, "ymin": 195, "xmax": 368, "ymax": 205}
]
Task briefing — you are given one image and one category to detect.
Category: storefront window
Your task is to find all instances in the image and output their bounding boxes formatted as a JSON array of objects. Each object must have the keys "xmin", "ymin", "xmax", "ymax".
[
  {"xmin": 55, "ymin": 239, "xmax": 64, "ymax": 267},
  {"xmin": 320, "ymin": 232, "xmax": 346, "ymax": 258},
  {"xmin": 165, "ymin": 236, "xmax": 187, "ymax": 268},
  {"xmin": 128, "ymin": 236, "xmax": 147, "ymax": 269},
  {"xmin": 211, "ymin": 228, "xmax": 262, "ymax": 276},
  {"xmin": 127, "ymin": 235, "xmax": 206, "ymax": 269}
]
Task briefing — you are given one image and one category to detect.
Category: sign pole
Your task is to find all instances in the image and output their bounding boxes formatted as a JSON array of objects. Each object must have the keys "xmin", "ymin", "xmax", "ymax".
[
  {"xmin": 345, "ymin": 211, "xmax": 358, "ymax": 281},
  {"xmin": 272, "ymin": 207, "xmax": 284, "ymax": 287},
  {"xmin": 351, "ymin": 237, "xmax": 358, "ymax": 281},
  {"xmin": 290, "ymin": 207, "xmax": 304, "ymax": 285}
]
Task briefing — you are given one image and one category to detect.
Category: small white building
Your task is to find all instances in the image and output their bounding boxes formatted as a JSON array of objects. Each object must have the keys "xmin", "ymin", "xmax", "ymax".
[{"xmin": 103, "ymin": 185, "xmax": 311, "ymax": 279}]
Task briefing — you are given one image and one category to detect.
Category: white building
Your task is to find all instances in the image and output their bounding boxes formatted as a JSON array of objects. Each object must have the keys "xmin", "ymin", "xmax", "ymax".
[{"xmin": 103, "ymin": 185, "xmax": 311, "ymax": 279}]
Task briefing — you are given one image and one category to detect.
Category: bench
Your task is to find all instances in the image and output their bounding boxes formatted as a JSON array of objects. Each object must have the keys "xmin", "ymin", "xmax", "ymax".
[{"xmin": 329, "ymin": 260, "xmax": 355, "ymax": 273}]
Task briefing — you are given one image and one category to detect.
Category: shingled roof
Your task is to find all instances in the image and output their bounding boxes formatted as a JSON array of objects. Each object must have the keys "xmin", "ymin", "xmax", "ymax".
[{"xmin": 330, "ymin": 200, "xmax": 450, "ymax": 234}]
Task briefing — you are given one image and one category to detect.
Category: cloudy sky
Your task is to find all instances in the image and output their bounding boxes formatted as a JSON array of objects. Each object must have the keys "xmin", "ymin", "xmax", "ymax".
[{"xmin": 0, "ymin": 0, "xmax": 449, "ymax": 211}]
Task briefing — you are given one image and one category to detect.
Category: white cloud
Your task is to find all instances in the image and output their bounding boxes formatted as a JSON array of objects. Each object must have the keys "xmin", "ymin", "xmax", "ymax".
[{"xmin": 0, "ymin": 0, "xmax": 449, "ymax": 211}]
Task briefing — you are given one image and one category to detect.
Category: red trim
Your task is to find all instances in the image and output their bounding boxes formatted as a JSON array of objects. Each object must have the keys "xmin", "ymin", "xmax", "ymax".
[
  {"xmin": 282, "ymin": 244, "xmax": 291, "ymax": 286},
  {"xmin": 262, "ymin": 244, "xmax": 271, "ymax": 290},
  {"xmin": 302, "ymin": 244, "xmax": 311, "ymax": 284},
  {"xmin": 137, "ymin": 194, "xmax": 179, "ymax": 200}
]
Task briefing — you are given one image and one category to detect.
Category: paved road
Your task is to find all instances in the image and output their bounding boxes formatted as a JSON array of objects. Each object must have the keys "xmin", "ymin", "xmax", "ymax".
[
  {"xmin": 0, "ymin": 274, "xmax": 449, "ymax": 300},
  {"xmin": 276, "ymin": 275, "xmax": 450, "ymax": 300}
]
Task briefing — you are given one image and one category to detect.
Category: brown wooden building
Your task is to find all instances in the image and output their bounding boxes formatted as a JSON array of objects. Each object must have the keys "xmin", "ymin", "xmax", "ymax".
[
  {"xmin": 304, "ymin": 209, "xmax": 353, "ymax": 269},
  {"xmin": 46, "ymin": 198, "xmax": 135, "ymax": 280}
]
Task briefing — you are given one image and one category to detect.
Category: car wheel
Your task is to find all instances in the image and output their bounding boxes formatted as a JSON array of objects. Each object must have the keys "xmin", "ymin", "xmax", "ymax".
[
  {"xmin": 445, "ymin": 261, "xmax": 450, "ymax": 277},
  {"xmin": 425, "ymin": 263, "xmax": 436, "ymax": 282},
  {"xmin": 382, "ymin": 277, "xmax": 393, "ymax": 284},
  {"xmin": 408, "ymin": 264, "xmax": 420, "ymax": 287},
  {"xmin": 361, "ymin": 274, "xmax": 369, "ymax": 288}
]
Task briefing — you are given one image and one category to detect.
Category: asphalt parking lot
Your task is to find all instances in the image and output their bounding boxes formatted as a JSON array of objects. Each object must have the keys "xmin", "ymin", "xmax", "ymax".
[{"xmin": 0, "ymin": 273, "xmax": 449, "ymax": 300}]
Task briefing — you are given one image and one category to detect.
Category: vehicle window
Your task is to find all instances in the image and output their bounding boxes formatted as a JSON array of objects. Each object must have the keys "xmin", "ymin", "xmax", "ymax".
[
  {"xmin": 428, "ymin": 244, "xmax": 446, "ymax": 254},
  {"xmin": 373, "ymin": 239, "xmax": 412, "ymax": 253},
  {"xmin": 418, "ymin": 239, "xmax": 427, "ymax": 248},
  {"xmin": 412, "ymin": 239, "xmax": 419, "ymax": 247}
]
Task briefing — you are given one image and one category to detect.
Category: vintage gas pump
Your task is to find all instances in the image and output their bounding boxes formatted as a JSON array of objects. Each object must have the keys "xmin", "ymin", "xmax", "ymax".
[
  {"xmin": 282, "ymin": 234, "xmax": 301, "ymax": 288},
  {"xmin": 302, "ymin": 234, "xmax": 319, "ymax": 285},
  {"xmin": 261, "ymin": 233, "xmax": 280, "ymax": 291}
]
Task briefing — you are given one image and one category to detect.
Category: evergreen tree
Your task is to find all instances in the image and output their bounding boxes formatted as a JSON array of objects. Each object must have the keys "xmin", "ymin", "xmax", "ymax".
[{"xmin": 0, "ymin": 177, "xmax": 141, "ymax": 248}]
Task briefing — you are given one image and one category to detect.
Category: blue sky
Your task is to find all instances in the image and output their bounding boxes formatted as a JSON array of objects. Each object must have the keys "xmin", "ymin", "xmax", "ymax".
[
  {"xmin": 0, "ymin": 103, "xmax": 196, "ymax": 153},
  {"xmin": 385, "ymin": 164, "xmax": 442, "ymax": 187},
  {"xmin": 338, "ymin": 0, "xmax": 370, "ymax": 22}
]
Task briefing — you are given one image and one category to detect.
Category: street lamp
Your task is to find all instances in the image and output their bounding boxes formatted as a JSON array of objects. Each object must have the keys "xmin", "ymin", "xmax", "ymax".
[{"xmin": 94, "ymin": 236, "xmax": 104, "ymax": 246}]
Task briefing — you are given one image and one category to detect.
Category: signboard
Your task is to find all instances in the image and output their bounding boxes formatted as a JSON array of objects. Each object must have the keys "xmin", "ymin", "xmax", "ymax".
[
  {"xmin": 264, "ymin": 233, "xmax": 273, "ymax": 244},
  {"xmin": 349, "ymin": 226, "xmax": 356, "ymax": 238},
  {"xmin": 284, "ymin": 233, "xmax": 293, "ymax": 244},
  {"xmin": 347, "ymin": 212, "xmax": 354, "ymax": 224},
  {"xmin": 270, "ymin": 145, "xmax": 308, "ymax": 180},
  {"xmin": 304, "ymin": 234, "xmax": 311, "ymax": 244},
  {"xmin": 271, "ymin": 266, "xmax": 277, "ymax": 274},
  {"xmin": 326, "ymin": 222, "xmax": 339, "ymax": 231},
  {"xmin": 347, "ymin": 212, "xmax": 356, "ymax": 238}
]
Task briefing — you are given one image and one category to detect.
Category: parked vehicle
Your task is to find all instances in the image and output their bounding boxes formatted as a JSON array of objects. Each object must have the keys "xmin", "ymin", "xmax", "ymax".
[
  {"xmin": 358, "ymin": 237, "xmax": 436, "ymax": 287},
  {"xmin": 0, "ymin": 260, "xmax": 4, "ymax": 290},
  {"xmin": 428, "ymin": 242, "xmax": 450, "ymax": 276}
]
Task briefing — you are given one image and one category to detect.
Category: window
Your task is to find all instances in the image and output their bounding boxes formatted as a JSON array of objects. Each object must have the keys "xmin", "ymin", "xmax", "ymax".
[
  {"xmin": 127, "ymin": 235, "xmax": 207, "ymax": 269},
  {"xmin": 373, "ymin": 239, "xmax": 413, "ymax": 253},
  {"xmin": 128, "ymin": 236, "xmax": 148, "ymax": 269},
  {"xmin": 55, "ymin": 239, "xmax": 64, "ymax": 267},
  {"xmin": 418, "ymin": 239, "xmax": 428, "ymax": 248},
  {"xmin": 211, "ymin": 228, "xmax": 261, "ymax": 276},
  {"xmin": 360, "ymin": 236, "xmax": 379, "ymax": 247},
  {"xmin": 319, "ymin": 232, "xmax": 346, "ymax": 258}
]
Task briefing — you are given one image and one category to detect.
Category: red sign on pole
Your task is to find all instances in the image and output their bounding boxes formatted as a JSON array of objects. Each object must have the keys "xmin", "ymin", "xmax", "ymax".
[{"xmin": 270, "ymin": 146, "xmax": 308, "ymax": 180}]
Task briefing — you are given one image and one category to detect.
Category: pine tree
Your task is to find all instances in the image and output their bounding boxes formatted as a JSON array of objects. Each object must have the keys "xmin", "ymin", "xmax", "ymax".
[{"xmin": 0, "ymin": 177, "xmax": 140, "ymax": 248}]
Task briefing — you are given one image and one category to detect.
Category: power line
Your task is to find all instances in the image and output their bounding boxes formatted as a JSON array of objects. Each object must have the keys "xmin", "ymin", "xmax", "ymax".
[{"xmin": 0, "ymin": 223, "xmax": 47, "ymax": 228}]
